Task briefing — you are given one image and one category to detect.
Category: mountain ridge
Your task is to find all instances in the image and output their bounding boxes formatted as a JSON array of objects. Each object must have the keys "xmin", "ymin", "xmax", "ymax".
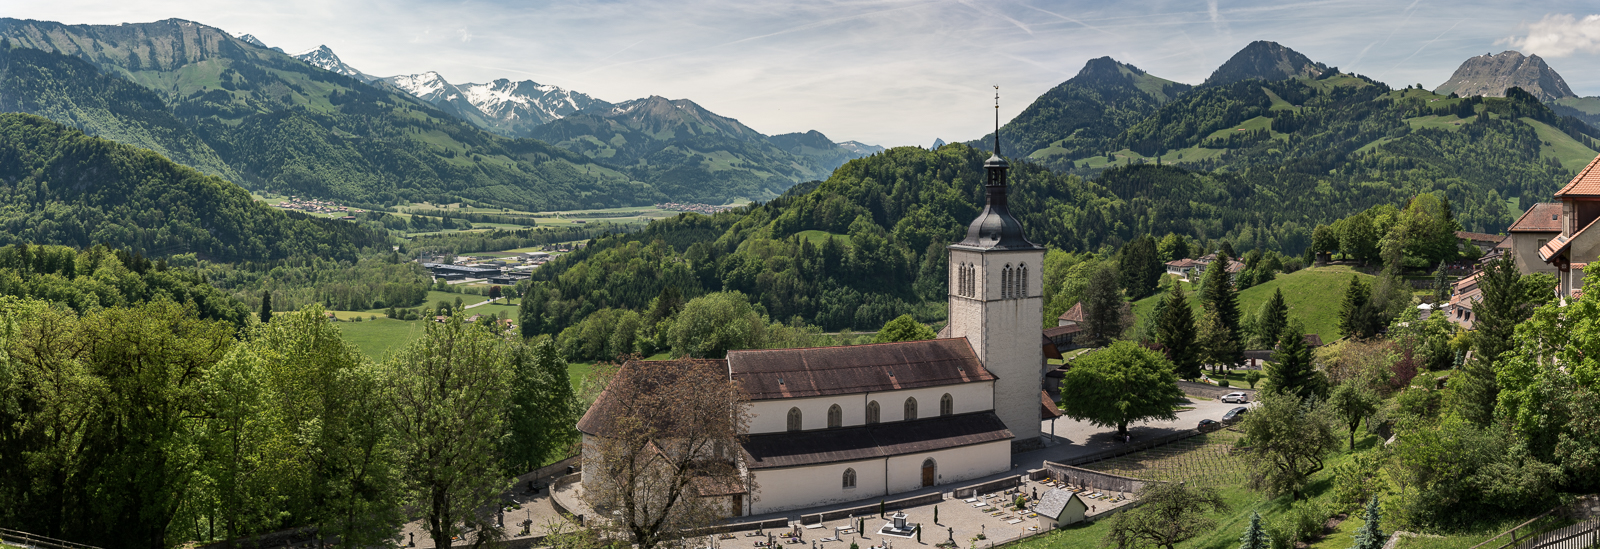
[
  {"xmin": 1434, "ymin": 50, "xmax": 1576, "ymax": 102},
  {"xmin": 1204, "ymin": 40, "xmax": 1328, "ymax": 86}
]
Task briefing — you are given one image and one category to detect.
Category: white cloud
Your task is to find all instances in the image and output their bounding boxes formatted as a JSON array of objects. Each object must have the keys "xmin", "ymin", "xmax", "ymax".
[{"xmin": 1503, "ymin": 14, "xmax": 1600, "ymax": 58}]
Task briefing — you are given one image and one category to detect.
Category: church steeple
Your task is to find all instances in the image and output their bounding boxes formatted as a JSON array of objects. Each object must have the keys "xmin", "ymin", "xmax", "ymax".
[{"xmin": 953, "ymin": 87, "xmax": 1040, "ymax": 252}]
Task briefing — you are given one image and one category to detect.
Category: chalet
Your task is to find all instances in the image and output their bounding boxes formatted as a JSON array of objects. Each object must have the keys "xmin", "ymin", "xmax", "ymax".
[
  {"xmin": 1507, "ymin": 203, "xmax": 1563, "ymax": 276},
  {"xmin": 1532, "ymin": 153, "xmax": 1600, "ymax": 298},
  {"xmin": 1165, "ymin": 258, "xmax": 1199, "ymax": 279}
]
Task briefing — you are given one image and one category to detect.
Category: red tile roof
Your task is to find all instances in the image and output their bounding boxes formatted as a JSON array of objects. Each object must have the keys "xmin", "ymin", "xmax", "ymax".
[
  {"xmin": 577, "ymin": 358, "xmax": 730, "ymax": 436},
  {"xmin": 1540, "ymin": 215, "xmax": 1600, "ymax": 262},
  {"xmin": 1555, "ymin": 153, "xmax": 1600, "ymax": 197},
  {"xmin": 1510, "ymin": 203, "xmax": 1564, "ymax": 233},
  {"xmin": 1166, "ymin": 258, "xmax": 1198, "ymax": 268},
  {"xmin": 1041, "ymin": 391, "xmax": 1063, "ymax": 420},
  {"xmin": 1455, "ymin": 231, "xmax": 1506, "ymax": 243},
  {"xmin": 727, "ymin": 338, "xmax": 995, "ymax": 400},
  {"xmin": 1058, "ymin": 302, "xmax": 1085, "ymax": 323}
]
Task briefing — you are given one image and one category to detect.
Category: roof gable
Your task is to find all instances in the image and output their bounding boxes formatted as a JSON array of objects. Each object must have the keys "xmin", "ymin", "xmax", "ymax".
[
  {"xmin": 1555, "ymin": 154, "xmax": 1600, "ymax": 197},
  {"xmin": 1509, "ymin": 203, "xmax": 1563, "ymax": 233},
  {"xmin": 1037, "ymin": 488, "xmax": 1083, "ymax": 518},
  {"xmin": 727, "ymin": 338, "xmax": 994, "ymax": 400},
  {"xmin": 1058, "ymin": 302, "xmax": 1085, "ymax": 322}
]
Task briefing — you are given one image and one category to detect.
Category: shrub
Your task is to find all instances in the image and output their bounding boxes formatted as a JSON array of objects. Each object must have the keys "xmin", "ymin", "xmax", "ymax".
[{"xmin": 1218, "ymin": 379, "xmax": 1231, "ymax": 388}]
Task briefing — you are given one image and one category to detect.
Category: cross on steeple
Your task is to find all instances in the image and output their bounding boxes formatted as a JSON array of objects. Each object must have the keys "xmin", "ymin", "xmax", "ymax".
[{"xmin": 994, "ymin": 85, "xmax": 1000, "ymax": 156}]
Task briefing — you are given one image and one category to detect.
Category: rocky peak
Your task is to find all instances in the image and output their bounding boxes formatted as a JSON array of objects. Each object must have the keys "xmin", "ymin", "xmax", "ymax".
[
  {"xmin": 1204, "ymin": 41, "xmax": 1327, "ymax": 86},
  {"xmin": 1433, "ymin": 51, "xmax": 1575, "ymax": 102}
]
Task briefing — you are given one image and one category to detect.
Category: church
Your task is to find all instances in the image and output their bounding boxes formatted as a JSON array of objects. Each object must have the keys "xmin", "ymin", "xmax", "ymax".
[{"xmin": 578, "ymin": 130, "xmax": 1057, "ymax": 516}]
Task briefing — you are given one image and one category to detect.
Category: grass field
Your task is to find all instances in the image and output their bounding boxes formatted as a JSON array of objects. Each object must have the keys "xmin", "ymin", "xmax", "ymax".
[
  {"xmin": 1523, "ymin": 117, "xmax": 1600, "ymax": 172},
  {"xmin": 795, "ymin": 230, "xmax": 852, "ymax": 246},
  {"xmin": 1132, "ymin": 265, "xmax": 1372, "ymax": 343}
]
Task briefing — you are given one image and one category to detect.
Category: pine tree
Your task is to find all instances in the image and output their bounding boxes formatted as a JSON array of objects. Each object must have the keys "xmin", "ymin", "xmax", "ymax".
[
  {"xmin": 1432, "ymin": 263, "xmax": 1450, "ymax": 304},
  {"xmin": 1199, "ymin": 253, "xmax": 1243, "ymax": 367},
  {"xmin": 1338, "ymin": 275, "xmax": 1372, "ymax": 339},
  {"xmin": 1083, "ymin": 264, "xmax": 1127, "ymax": 347},
  {"xmin": 1119, "ymin": 235, "xmax": 1162, "ymax": 299},
  {"xmin": 1265, "ymin": 320, "xmax": 1325, "ymax": 400},
  {"xmin": 1256, "ymin": 289, "xmax": 1288, "ymax": 349},
  {"xmin": 1238, "ymin": 511, "xmax": 1269, "ymax": 549},
  {"xmin": 1349, "ymin": 497, "xmax": 1386, "ymax": 549},
  {"xmin": 1157, "ymin": 284, "xmax": 1201, "ymax": 379},
  {"xmin": 1197, "ymin": 309, "xmax": 1239, "ymax": 375},
  {"xmin": 259, "ymin": 292, "xmax": 273, "ymax": 324}
]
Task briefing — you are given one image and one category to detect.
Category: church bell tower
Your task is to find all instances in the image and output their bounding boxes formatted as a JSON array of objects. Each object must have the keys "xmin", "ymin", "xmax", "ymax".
[{"xmin": 947, "ymin": 88, "xmax": 1046, "ymax": 449}]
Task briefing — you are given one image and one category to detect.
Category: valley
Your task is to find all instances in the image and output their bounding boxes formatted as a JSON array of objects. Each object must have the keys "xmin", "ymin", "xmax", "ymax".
[{"xmin": 2, "ymin": 11, "xmax": 1600, "ymax": 549}]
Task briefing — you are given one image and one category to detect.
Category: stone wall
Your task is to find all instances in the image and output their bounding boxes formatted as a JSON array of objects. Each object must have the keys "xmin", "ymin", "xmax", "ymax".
[
  {"xmin": 952, "ymin": 475, "xmax": 1023, "ymax": 499},
  {"xmin": 1039, "ymin": 463, "xmax": 1151, "ymax": 494}
]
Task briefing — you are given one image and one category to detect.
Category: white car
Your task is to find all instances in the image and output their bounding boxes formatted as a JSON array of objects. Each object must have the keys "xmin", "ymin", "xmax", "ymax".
[{"xmin": 1221, "ymin": 392, "xmax": 1249, "ymax": 404}]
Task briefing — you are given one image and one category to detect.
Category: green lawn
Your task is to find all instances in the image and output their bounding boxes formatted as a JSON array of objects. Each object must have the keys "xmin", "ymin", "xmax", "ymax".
[
  {"xmin": 1133, "ymin": 265, "xmax": 1372, "ymax": 345},
  {"xmin": 334, "ymin": 317, "xmax": 427, "ymax": 360},
  {"xmin": 795, "ymin": 230, "xmax": 853, "ymax": 246},
  {"xmin": 1523, "ymin": 117, "xmax": 1600, "ymax": 172}
]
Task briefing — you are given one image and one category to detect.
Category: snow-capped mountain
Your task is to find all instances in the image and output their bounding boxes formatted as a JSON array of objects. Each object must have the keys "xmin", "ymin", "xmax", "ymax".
[
  {"xmin": 383, "ymin": 72, "xmax": 611, "ymax": 137},
  {"xmin": 837, "ymin": 140, "xmax": 885, "ymax": 157},
  {"xmin": 235, "ymin": 33, "xmax": 266, "ymax": 47},
  {"xmin": 294, "ymin": 45, "xmax": 376, "ymax": 82}
]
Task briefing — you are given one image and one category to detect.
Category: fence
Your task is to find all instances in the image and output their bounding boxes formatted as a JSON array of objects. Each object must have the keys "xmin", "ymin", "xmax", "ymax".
[
  {"xmin": 799, "ymin": 492, "xmax": 944, "ymax": 525},
  {"xmin": 953, "ymin": 476, "xmax": 1023, "ymax": 499},
  {"xmin": 0, "ymin": 528, "xmax": 102, "ymax": 549},
  {"xmin": 1514, "ymin": 520, "xmax": 1599, "ymax": 549}
]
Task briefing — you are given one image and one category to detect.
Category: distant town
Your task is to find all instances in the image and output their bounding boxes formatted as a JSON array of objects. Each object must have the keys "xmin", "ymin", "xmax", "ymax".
[{"xmin": 655, "ymin": 202, "xmax": 739, "ymax": 215}]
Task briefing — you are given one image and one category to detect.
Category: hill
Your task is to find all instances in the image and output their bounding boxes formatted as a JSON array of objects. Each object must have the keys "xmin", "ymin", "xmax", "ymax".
[
  {"xmin": 968, "ymin": 56, "xmax": 1190, "ymax": 163},
  {"xmin": 527, "ymin": 96, "xmax": 849, "ymax": 203},
  {"xmin": 0, "ymin": 44, "xmax": 237, "ymax": 179},
  {"xmin": 0, "ymin": 17, "xmax": 666, "ymax": 211},
  {"xmin": 1131, "ymin": 265, "xmax": 1375, "ymax": 344},
  {"xmin": 1203, "ymin": 40, "xmax": 1329, "ymax": 86},
  {"xmin": 1434, "ymin": 50, "xmax": 1575, "ymax": 102},
  {"xmin": 0, "ymin": 112, "xmax": 385, "ymax": 261},
  {"xmin": 1551, "ymin": 96, "xmax": 1600, "ymax": 127}
]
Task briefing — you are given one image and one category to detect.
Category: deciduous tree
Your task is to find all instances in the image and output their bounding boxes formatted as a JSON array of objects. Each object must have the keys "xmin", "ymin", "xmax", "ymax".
[
  {"xmin": 1102, "ymin": 482, "xmax": 1227, "ymax": 549},
  {"xmin": 387, "ymin": 316, "xmax": 518, "ymax": 549},
  {"xmin": 874, "ymin": 314, "xmax": 936, "ymax": 343},
  {"xmin": 582, "ymin": 359, "xmax": 751, "ymax": 549},
  {"xmin": 1329, "ymin": 380, "xmax": 1379, "ymax": 450},
  {"xmin": 1240, "ymin": 392, "xmax": 1339, "ymax": 498},
  {"xmin": 1057, "ymin": 341, "xmax": 1185, "ymax": 437}
]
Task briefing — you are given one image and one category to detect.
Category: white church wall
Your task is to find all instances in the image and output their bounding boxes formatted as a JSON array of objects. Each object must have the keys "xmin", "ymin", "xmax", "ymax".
[
  {"xmin": 947, "ymin": 247, "xmax": 1045, "ymax": 444},
  {"xmin": 749, "ymin": 459, "xmax": 889, "ymax": 514},
  {"xmin": 884, "ymin": 440, "xmax": 1011, "ymax": 494},
  {"xmin": 744, "ymin": 382, "xmax": 996, "ymax": 435}
]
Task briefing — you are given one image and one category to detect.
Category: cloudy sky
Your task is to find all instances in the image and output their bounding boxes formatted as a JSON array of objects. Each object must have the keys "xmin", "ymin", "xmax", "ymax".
[{"xmin": 9, "ymin": 0, "xmax": 1600, "ymax": 146}]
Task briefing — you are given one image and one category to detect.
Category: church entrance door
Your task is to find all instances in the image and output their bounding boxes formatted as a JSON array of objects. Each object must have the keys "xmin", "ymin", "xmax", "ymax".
[{"xmin": 921, "ymin": 459, "xmax": 936, "ymax": 487}]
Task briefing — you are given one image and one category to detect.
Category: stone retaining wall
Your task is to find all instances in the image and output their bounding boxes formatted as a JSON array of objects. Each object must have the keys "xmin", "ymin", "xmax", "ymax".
[
  {"xmin": 1039, "ymin": 463, "xmax": 1151, "ymax": 494},
  {"xmin": 1177, "ymin": 380, "xmax": 1256, "ymax": 400},
  {"xmin": 952, "ymin": 475, "xmax": 1023, "ymax": 499}
]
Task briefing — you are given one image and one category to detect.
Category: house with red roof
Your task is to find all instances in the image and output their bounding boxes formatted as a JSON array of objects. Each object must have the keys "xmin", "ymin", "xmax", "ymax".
[{"xmin": 1533, "ymin": 153, "xmax": 1600, "ymax": 298}]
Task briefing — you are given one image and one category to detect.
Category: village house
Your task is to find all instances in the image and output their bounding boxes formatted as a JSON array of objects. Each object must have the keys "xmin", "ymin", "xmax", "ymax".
[{"xmin": 1529, "ymin": 153, "xmax": 1600, "ymax": 298}]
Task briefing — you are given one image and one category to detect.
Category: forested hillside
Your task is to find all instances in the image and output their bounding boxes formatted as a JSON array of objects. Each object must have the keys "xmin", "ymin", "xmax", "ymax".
[
  {"xmin": 0, "ymin": 43, "xmax": 238, "ymax": 179},
  {"xmin": 0, "ymin": 113, "xmax": 385, "ymax": 261},
  {"xmin": 527, "ymin": 96, "xmax": 841, "ymax": 203},
  {"xmin": 0, "ymin": 18, "xmax": 659, "ymax": 210}
]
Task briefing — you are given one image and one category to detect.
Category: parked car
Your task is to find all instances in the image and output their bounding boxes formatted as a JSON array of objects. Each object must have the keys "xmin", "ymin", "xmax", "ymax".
[
  {"xmin": 1222, "ymin": 406, "xmax": 1249, "ymax": 425},
  {"xmin": 1197, "ymin": 419, "xmax": 1222, "ymax": 433},
  {"xmin": 1222, "ymin": 392, "xmax": 1249, "ymax": 403}
]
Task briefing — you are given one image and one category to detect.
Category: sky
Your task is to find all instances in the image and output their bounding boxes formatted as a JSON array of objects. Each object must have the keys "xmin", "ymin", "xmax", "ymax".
[{"xmin": 8, "ymin": 0, "xmax": 1600, "ymax": 147}]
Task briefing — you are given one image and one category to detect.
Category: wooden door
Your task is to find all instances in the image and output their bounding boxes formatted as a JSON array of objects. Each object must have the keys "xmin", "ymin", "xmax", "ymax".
[
  {"xmin": 921, "ymin": 461, "xmax": 935, "ymax": 487},
  {"xmin": 732, "ymin": 494, "xmax": 743, "ymax": 517}
]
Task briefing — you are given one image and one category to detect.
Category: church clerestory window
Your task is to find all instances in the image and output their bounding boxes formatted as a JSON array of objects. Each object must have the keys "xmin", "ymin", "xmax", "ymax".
[
  {"xmin": 866, "ymin": 401, "xmax": 880, "ymax": 424},
  {"xmin": 904, "ymin": 397, "xmax": 918, "ymax": 421},
  {"xmin": 1020, "ymin": 263, "xmax": 1028, "ymax": 297},
  {"xmin": 827, "ymin": 404, "xmax": 842, "ymax": 429},
  {"xmin": 843, "ymin": 468, "xmax": 857, "ymax": 489},
  {"xmin": 787, "ymin": 407, "xmax": 802, "ymax": 432},
  {"xmin": 940, "ymin": 393, "xmax": 953, "ymax": 416}
]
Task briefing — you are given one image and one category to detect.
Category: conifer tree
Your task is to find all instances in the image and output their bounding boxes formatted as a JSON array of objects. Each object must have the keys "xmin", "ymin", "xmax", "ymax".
[
  {"xmin": 1197, "ymin": 309, "xmax": 1239, "ymax": 375},
  {"xmin": 1256, "ymin": 289, "xmax": 1288, "ymax": 349},
  {"xmin": 1432, "ymin": 263, "xmax": 1451, "ymax": 304},
  {"xmin": 1349, "ymin": 497, "xmax": 1386, "ymax": 549},
  {"xmin": 1156, "ymin": 284, "xmax": 1201, "ymax": 379},
  {"xmin": 1199, "ymin": 253, "xmax": 1243, "ymax": 367},
  {"xmin": 1119, "ymin": 235, "xmax": 1162, "ymax": 300},
  {"xmin": 1338, "ymin": 276, "xmax": 1372, "ymax": 339},
  {"xmin": 1238, "ymin": 511, "xmax": 1269, "ymax": 549},
  {"xmin": 1265, "ymin": 320, "xmax": 1325, "ymax": 400},
  {"xmin": 259, "ymin": 292, "xmax": 273, "ymax": 324},
  {"xmin": 1083, "ymin": 264, "xmax": 1127, "ymax": 347}
]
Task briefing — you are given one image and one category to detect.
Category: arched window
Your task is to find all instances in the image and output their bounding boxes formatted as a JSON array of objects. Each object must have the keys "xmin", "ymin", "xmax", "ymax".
[
  {"xmin": 843, "ymin": 468, "xmax": 857, "ymax": 489},
  {"xmin": 904, "ymin": 397, "xmax": 918, "ymax": 421},
  {"xmin": 967, "ymin": 264, "xmax": 976, "ymax": 296},
  {"xmin": 866, "ymin": 401, "xmax": 880, "ymax": 424},
  {"xmin": 827, "ymin": 404, "xmax": 842, "ymax": 429},
  {"xmin": 787, "ymin": 407, "xmax": 802, "ymax": 432},
  {"xmin": 1001, "ymin": 264, "xmax": 1011, "ymax": 299},
  {"xmin": 940, "ymin": 393, "xmax": 953, "ymax": 416},
  {"xmin": 1020, "ymin": 263, "xmax": 1028, "ymax": 297}
]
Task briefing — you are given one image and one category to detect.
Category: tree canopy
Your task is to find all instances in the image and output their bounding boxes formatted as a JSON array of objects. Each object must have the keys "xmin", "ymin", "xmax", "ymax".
[{"xmin": 1057, "ymin": 341, "xmax": 1185, "ymax": 436}]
